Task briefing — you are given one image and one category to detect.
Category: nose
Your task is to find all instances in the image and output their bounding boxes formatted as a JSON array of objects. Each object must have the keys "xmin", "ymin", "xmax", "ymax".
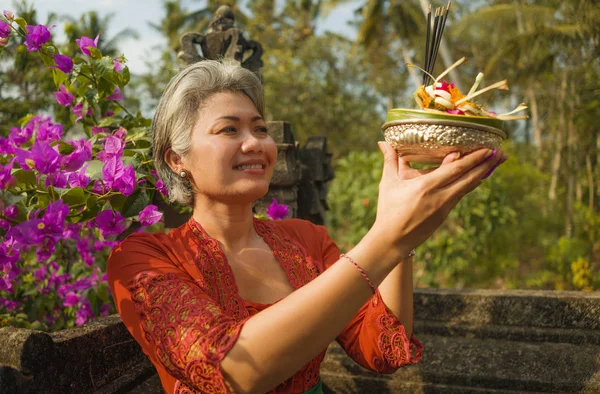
[{"xmin": 240, "ymin": 130, "xmax": 263, "ymax": 154}]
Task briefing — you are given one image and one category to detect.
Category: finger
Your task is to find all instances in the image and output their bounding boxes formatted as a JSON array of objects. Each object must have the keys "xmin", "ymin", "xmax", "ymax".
[
  {"xmin": 440, "ymin": 151, "xmax": 461, "ymax": 166},
  {"xmin": 398, "ymin": 156, "xmax": 413, "ymax": 171},
  {"xmin": 378, "ymin": 141, "xmax": 399, "ymax": 180},
  {"xmin": 443, "ymin": 152, "xmax": 507, "ymax": 201},
  {"xmin": 423, "ymin": 148, "xmax": 496, "ymax": 190}
]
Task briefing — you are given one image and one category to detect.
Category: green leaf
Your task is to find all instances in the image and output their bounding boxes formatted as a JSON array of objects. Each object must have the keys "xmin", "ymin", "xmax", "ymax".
[
  {"xmin": 12, "ymin": 169, "xmax": 36, "ymax": 187},
  {"xmin": 53, "ymin": 140, "xmax": 75, "ymax": 155},
  {"xmin": 14, "ymin": 17, "xmax": 27, "ymax": 32},
  {"xmin": 36, "ymin": 193, "xmax": 51, "ymax": 209},
  {"xmin": 72, "ymin": 57, "xmax": 86, "ymax": 64},
  {"xmin": 85, "ymin": 160, "xmax": 104, "ymax": 180},
  {"xmin": 52, "ymin": 68, "xmax": 68, "ymax": 89},
  {"xmin": 98, "ymin": 117, "xmax": 116, "ymax": 127},
  {"xmin": 88, "ymin": 47, "xmax": 102, "ymax": 60},
  {"xmin": 117, "ymin": 66, "xmax": 130, "ymax": 87},
  {"xmin": 98, "ymin": 77, "xmax": 115, "ymax": 99},
  {"xmin": 61, "ymin": 187, "xmax": 89, "ymax": 206},
  {"xmin": 121, "ymin": 188, "xmax": 149, "ymax": 217},
  {"xmin": 78, "ymin": 195, "xmax": 102, "ymax": 222},
  {"xmin": 110, "ymin": 194, "xmax": 127, "ymax": 212}
]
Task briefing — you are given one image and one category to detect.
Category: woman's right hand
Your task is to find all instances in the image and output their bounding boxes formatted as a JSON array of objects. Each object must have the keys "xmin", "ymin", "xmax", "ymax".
[{"xmin": 368, "ymin": 142, "xmax": 507, "ymax": 260}]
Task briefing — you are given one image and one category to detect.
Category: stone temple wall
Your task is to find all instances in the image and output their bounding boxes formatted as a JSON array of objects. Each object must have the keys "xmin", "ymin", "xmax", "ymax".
[{"xmin": 1, "ymin": 289, "xmax": 599, "ymax": 393}]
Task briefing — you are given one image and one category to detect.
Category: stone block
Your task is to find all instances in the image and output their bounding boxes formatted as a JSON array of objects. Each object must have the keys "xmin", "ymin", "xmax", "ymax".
[
  {"xmin": 267, "ymin": 121, "xmax": 295, "ymax": 144},
  {"xmin": 270, "ymin": 142, "xmax": 301, "ymax": 187}
]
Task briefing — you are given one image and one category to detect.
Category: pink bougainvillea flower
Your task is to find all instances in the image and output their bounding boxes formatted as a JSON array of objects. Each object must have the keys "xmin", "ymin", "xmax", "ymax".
[
  {"xmin": 45, "ymin": 171, "xmax": 68, "ymax": 188},
  {"xmin": 33, "ymin": 265, "xmax": 47, "ymax": 281},
  {"xmin": 115, "ymin": 164, "xmax": 135, "ymax": 196},
  {"xmin": 0, "ymin": 137, "xmax": 14, "ymax": 155},
  {"xmin": 106, "ymin": 86, "xmax": 124, "ymax": 101},
  {"xmin": 155, "ymin": 179, "xmax": 168, "ymax": 196},
  {"xmin": 0, "ymin": 20, "xmax": 11, "ymax": 38},
  {"xmin": 139, "ymin": 205, "xmax": 163, "ymax": 226},
  {"xmin": 3, "ymin": 10, "xmax": 14, "ymax": 21},
  {"xmin": 0, "ymin": 162, "xmax": 14, "ymax": 189},
  {"xmin": 113, "ymin": 126, "xmax": 127, "ymax": 141},
  {"xmin": 75, "ymin": 301, "xmax": 92, "ymax": 325},
  {"xmin": 50, "ymin": 54, "xmax": 73, "ymax": 74},
  {"xmin": 94, "ymin": 209, "xmax": 126, "ymax": 236},
  {"xmin": 91, "ymin": 126, "xmax": 108, "ymax": 135},
  {"xmin": 63, "ymin": 291, "xmax": 79, "ymax": 307},
  {"xmin": 71, "ymin": 103, "xmax": 93, "ymax": 122},
  {"xmin": 62, "ymin": 139, "xmax": 92, "ymax": 172},
  {"xmin": 27, "ymin": 140, "xmax": 61, "ymax": 174},
  {"xmin": 9, "ymin": 125, "xmax": 33, "ymax": 147},
  {"xmin": 53, "ymin": 84, "xmax": 74, "ymax": 107},
  {"xmin": 446, "ymin": 109, "xmax": 464, "ymax": 115},
  {"xmin": 4, "ymin": 205, "xmax": 18, "ymax": 219},
  {"xmin": 25, "ymin": 24, "xmax": 51, "ymax": 51},
  {"xmin": 113, "ymin": 57, "xmax": 124, "ymax": 73},
  {"xmin": 67, "ymin": 164, "xmax": 90, "ymax": 189},
  {"xmin": 0, "ymin": 261, "xmax": 17, "ymax": 291},
  {"xmin": 6, "ymin": 201, "xmax": 68, "ymax": 246},
  {"xmin": 267, "ymin": 198, "xmax": 289, "ymax": 220},
  {"xmin": 75, "ymin": 34, "xmax": 99, "ymax": 56},
  {"xmin": 0, "ymin": 298, "xmax": 18, "ymax": 311},
  {"xmin": 0, "ymin": 239, "xmax": 20, "ymax": 266},
  {"xmin": 97, "ymin": 135, "xmax": 124, "ymax": 162}
]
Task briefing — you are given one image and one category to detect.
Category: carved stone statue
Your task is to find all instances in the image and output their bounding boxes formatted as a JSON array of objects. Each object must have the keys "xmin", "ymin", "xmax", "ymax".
[{"xmin": 178, "ymin": 5, "xmax": 263, "ymax": 73}]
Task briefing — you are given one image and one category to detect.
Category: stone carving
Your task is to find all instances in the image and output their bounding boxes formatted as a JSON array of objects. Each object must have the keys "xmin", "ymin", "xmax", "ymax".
[{"xmin": 179, "ymin": 5, "xmax": 263, "ymax": 73}]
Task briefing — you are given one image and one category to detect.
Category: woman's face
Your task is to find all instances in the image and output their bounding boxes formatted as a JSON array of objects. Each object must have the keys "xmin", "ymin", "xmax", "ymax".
[{"xmin": 181, "ymin": 91, "xmax": 277, "ymax": 204}]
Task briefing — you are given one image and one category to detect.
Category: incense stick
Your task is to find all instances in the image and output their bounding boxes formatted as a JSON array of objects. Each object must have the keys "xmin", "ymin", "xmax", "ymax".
[{"xmin": 422, "ymin": 3, "xmax": 452, "ymax": 85}]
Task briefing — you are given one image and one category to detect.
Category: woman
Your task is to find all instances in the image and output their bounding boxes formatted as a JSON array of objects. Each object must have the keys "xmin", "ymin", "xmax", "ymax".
[{"xmin": 107, "ymin": 60, "xmax": 507, "ymax": 394}]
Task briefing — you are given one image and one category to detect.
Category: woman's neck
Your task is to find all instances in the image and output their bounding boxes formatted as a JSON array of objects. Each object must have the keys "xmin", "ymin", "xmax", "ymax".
[{"xmin": 192, "ymin": 197, "xmax": 258, "ymax": 252}]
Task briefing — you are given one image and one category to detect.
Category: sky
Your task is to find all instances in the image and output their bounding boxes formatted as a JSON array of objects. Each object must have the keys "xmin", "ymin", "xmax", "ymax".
[{"xmin": 27, "ymin": 0, "xmax": 361, "ymax": 75}]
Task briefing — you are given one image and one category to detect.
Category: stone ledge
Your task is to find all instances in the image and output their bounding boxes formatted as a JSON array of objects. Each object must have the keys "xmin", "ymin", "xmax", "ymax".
[{"xmin": 1, "ymin": 289, "xmax": 599, "ymax": 393}]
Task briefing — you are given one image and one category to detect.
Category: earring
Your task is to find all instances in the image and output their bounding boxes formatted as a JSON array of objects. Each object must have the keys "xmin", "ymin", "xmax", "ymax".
[{"xmin": 179, "ymin": 170, "xmax": 188, "ymax": 178}]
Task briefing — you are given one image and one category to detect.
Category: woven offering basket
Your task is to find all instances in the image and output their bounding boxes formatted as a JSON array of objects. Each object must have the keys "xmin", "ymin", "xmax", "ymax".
[{"xmin": 382, "ymin": 109, "xmax": 507, "ymax": 164}]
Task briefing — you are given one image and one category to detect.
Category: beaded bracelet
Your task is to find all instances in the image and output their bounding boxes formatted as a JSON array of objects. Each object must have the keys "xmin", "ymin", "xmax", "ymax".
[{"xmin": 340, "ymin": 254, "xmax": 376, "ymax": 294}]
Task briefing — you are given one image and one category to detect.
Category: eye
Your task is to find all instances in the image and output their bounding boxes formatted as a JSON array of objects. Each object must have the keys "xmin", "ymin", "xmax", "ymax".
[
  {"xmin": 220, "ymin": 126, "xmax": 237, "ymax": 134},
  {"xmin": 255, "ymin": 126, "xmax": 268, "ymax": 134}
]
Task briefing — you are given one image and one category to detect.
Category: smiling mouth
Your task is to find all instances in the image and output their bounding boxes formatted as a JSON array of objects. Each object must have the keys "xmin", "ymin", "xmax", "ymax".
[{"xmin": 233, "ymin": 164, "xmax": 266, "ymax": 170}]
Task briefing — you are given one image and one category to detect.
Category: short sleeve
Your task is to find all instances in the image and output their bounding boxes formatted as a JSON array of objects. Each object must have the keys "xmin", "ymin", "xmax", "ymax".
[
  {"xmin": 107, "ymin": 233, "xmax": 248, "ymax": 393},
  {"xmin": 315, "ymin": 225, "xmax": 423, "ymax": 373}
]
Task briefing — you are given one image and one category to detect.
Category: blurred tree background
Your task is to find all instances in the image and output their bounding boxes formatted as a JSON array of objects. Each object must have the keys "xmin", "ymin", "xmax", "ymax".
[{"xmin": 2, "ymin": 0, "xmax": 599, "ymax": 291}]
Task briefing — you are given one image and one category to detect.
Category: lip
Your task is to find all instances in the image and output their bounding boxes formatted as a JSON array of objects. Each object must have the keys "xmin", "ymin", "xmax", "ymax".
[{"xmin": 232, "ymin": 159, "xmax": 268, "ymax": 170}]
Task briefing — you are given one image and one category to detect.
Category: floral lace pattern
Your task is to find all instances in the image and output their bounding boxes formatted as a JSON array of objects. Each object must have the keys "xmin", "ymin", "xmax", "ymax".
[
  {"xmin": 373, "ymin": 292, "xmax": 423, "ymax": 371},
  {"xmin": 130, "ymin": 272, "xmax": 247, "ymax": 394}
]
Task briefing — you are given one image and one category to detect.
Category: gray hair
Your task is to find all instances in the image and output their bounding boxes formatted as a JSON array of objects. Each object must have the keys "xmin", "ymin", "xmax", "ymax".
[{"xmin": 152, "ymin": 60, "xmax": 265, "ymax": 206}]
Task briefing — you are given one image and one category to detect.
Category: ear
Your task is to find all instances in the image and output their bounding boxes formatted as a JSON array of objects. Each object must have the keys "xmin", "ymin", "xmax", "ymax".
[{"xmin": 164, "ymin": 148, "xmax": 184, "ymax": 173}]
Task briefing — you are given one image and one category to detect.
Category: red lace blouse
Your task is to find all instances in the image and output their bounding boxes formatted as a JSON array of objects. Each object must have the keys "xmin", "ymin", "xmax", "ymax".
[{"xmin": 107, "ymin": 218, "xmax": 422, "ymax": 394}]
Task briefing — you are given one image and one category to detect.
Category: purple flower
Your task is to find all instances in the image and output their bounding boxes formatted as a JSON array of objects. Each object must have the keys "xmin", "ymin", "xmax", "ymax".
[
  {"xmin": 92, "ymin": 180, "xmax": 106, "ymax": 194},
  {"xmin": 72, "ymin": 277, "xmax": 92, "ymax": 292},
  {"xmin": 33, "ymin": 265, "xmax": 47, "ymax": 281},
  {"xmin": 139, "ymin": 205, "xmax": 163, "ymax": 226},
  {"xmin": 155, "ymin": 179, "xmax": 168, "ymax": 196},
  {"xmin": 0, "ymin": 261, "xmax": 17, "ymax": 291},
  {"xmin": 0, "ymin": 162, "xmax": 14, "ymax": 189},
  {"xmin": 75, "ymin": 34, "xmax": 99, "ymax": 56},
  {"xmin": 0, "ymin": 239, "xmax": 19, "ymax": 265},
  {"xmin": 54, "ymin": 84, "xmax": 74, "ymax": 106},
  {"xmin": 115, "ymin": 164, "xmax": 135, "ymax": 196},
  {"xmin": 62, "ymin": 139, "xmax": 92, "ymax": 172},
  {"xmin": 0, "ymin": 20, "xmax": 10, "ymax": 38},
  {"xmin": 50, "ymin": 54, "xmax": 73, "ymax": 73},
  {"xmin": 76, "ymin": 238, "xmax": 94, "ymax": 266},
  {"xmin": 63, "ymin": 291, "xmax": 79, "ymax": 307},
  {"xmin": 67, "ymin": 164, "xmax": 90, "ymax": 188},
  {"xmin": 267, "ymin": 198, "xmax": 289, "ymax": 220},
  {"xmin": 94, "ymin": 210, "xmax": 126, "ymax": 236},
  {"xmin": 75, "ymin": 301, "xmax": 92, "ymax": 325},
  {"xmin": 106, "ymin": 87, "xmax": 124, "ymax": 101},
  {"xmin": 0, "ymin": 298, "xmax": 18, "ymax": 311},
  {"xmin": 113, "ymin": 58, "xmax": 124, "ymax": 72},
  {"xmin": 6, "ymin": 201, "xmax": 68, "ymax": 246},
  {"xmin": 45, "ymin": 171, "xmax": 68, "ymax": 188},
  {"xmin": 25, "ymin": 24, "xmax": 51, "ymax": 52},
  {"xmin": 3, "ymin": 10, "xmax": 14, "ymax": 21},
  {"xmin": 0, "ymin": 137, "xmax": 14, "ymax": 155},
  {"xmin": 9, "ymin": 125, "xmax": 33, "ymax": 146},
  {"xmin": 4, "ymin": 205, "xmax": 17, "ymax": 219},
  {"xmin": 97, "ymin": 135, "xmax": 124, "ymax": 162},
  {"xmin": 29, "ymin": 140, "xmax": 61, "ymax": 174},
  {"xmin": 72, "ymin": 103, "xmax": 93, "ymax": 122},
  {"xmin": 91, "ymin": 126, "xmax": 108, "ymax": 135}
]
